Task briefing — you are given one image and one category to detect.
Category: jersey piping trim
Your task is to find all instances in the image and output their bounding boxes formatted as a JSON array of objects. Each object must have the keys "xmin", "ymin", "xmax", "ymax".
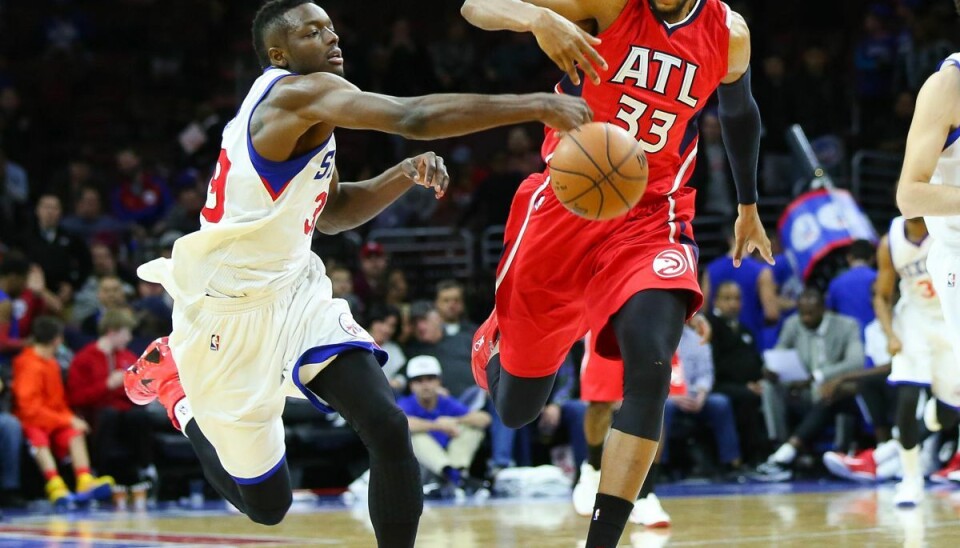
[
  {"xmin": 655, "ymin": 0, "xmax": 707, "ymax": 36},
  {"xmin": 246, "ymin": 72, "xmax": 333, "ymax": 201}
]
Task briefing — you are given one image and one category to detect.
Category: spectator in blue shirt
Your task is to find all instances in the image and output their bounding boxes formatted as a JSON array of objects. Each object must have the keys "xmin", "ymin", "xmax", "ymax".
[
  {"xmin": 825, "ymin": 240, "xmax": 877, "ymax": 337},
  {"xmin": 397, "ymin": 355, "xmax": 490, "ymax": 492}
]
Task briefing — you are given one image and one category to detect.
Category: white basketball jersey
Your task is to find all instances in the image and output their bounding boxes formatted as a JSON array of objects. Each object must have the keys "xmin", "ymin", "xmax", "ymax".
[
  {"xmin": 925, "ymin": 54, "xmax": 960, "ymax": 249},
  {"xmin": 888, "ymin": 216, "xmax": 941, "ymax": 315},
  {"xmin": 139, "ymin": 67, "xmax": 337, "ymax": 304}
]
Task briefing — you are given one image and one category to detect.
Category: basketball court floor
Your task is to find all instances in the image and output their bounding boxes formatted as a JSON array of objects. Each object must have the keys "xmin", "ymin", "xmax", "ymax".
[{"xmin": 0, "ymin": 481, "xmax": 958, "ymax": 547}]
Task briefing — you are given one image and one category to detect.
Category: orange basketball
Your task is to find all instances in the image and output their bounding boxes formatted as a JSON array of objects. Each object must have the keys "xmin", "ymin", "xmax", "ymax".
[{"xmin": 548, "ymin": 122, "xmax": 648, "ymax": 221}]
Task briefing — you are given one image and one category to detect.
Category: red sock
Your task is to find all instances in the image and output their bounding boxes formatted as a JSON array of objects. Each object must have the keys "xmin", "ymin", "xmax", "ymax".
[
  {"xmin": 75, "ymin": 466, "xmax": 90, "ymax": 477},
  {"xmin": 43, "ymin": 470, "xmax": 59, "ymax": 481}
]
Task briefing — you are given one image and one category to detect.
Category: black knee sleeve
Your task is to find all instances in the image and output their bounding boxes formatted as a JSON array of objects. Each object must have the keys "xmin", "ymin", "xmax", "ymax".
[
  {"xmin": 609, "ymin": 290, "xmax": 687, "ymax": 441},
  {"xmin": 611, "ymin": 357, "xmax": 672, "ymax": 440},
  {"xmin": 488, "ymin": 355, "xmax": 556, "ymax": 429},
  {"xmin": 896, "ymin": 386, "xmax": 923, "ymax": 450},
  {"xmin": 938, "ymin": 401, "xmax": 960, "ymax": 433},
  {"xmin": 238, "ymin": 469, "xmax": 293, "ymax": 526}
]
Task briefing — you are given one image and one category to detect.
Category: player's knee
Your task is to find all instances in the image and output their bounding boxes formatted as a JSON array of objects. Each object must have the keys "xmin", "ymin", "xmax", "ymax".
[
  {"xmin": 246, "ymin": 494, "xmax": 292, "ymax": 526},
  {"xmin": 365, "ymin": 405, "xmax": 414, "ymax": 459},
  {"xmin": 613, "ymin": 357, "xmax": 672, "ymax": 441},
  {"xmin": 496, "ymin": 400, "xmax": 542, "ymax": 429}
]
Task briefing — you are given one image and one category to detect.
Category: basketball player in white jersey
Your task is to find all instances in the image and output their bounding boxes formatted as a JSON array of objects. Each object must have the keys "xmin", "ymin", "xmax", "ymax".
[
  {"xmin": 873, "ymin": 217, "xmax": 960, "ymax": 505},
  {"xmin": 122, "ymin": 1, "xmax": 590, "ymax": 545},
  {"xmin": 897, "ymin": 16, "xmax": 960, "ymax": 411}
]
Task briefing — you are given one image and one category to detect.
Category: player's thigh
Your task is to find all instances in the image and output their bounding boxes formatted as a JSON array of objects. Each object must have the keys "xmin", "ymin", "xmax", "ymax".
[
  {"xmin": 173, "ymin": 298, "xmax": 291, "ymax": 481},
  {"xmin": 890, "ymin": 315, "xmax": 933, "ymax": 385}
]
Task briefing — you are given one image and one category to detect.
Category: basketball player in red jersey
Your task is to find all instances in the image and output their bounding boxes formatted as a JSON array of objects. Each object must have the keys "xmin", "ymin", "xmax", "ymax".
[{"xmin": 462, "ymin": 1, "xmax": 773, "ymax": 545}]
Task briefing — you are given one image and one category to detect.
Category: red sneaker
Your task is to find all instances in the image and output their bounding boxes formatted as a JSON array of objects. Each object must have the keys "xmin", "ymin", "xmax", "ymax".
[
  {"xmin": 125, "ymin": 337, "xmax": 187, "ymax": 430},
  {"xmin": 471, "ymin": 310, "xmax": 500, "ymax": 392},
  {"xmin": 931, "ymin": 452, "xmax": 960, "ymax": 484},
  {"xmin": 822, "ymin": 449, "xmax": 877, "ymax": 482}
]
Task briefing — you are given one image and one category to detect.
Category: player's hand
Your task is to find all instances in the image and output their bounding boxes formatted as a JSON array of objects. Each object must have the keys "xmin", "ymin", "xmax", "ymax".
[
  {"xmin": 538, "ymin": 93, "xmax": 593, "ymax": 131},
  {"xmin": 762, "ymin": 368, "xmax": 780, "ymax": 383},
  {"xmin": 733, "ymin": 204, "xmax": 775, "ymax": 267},
  {"xmin": 887, "ymin": 334, "xmax": 903, "ymax": 356},
  {"xmin": 71, "ymin": 416, "xmax": 90, "ymax": 434},
  {"xmin": 687, "ymin": 314, "xmax": 711, "ymax": 344},
  {"xmin": 530, "ymin": 8, "xmax": 607, "ymax": 85},
  {"xmin": 401, "ymin": 152, "xmax": 449, "ymax": 199},
  {"xmin": 746, "ymin": 381, "xmax": 764, "ymax": 396},
  {"xmin": 818, "ymin": 379, "xmax": 841, "ymax": 402},
  {"xmin": 538, "ymin": 403, "xmax": 561, "ymax": 435}
]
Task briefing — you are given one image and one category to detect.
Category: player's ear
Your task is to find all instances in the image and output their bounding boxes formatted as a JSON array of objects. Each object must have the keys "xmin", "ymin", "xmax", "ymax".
[{"xmin": 268, "ymin": 47, "xmax": 288, "ymax": 68}]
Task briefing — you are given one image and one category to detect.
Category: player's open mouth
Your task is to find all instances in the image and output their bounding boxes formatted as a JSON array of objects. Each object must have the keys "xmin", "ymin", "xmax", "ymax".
[{"xmin": 328, "ymin": 49, "xmax": 343, "ymax": 65}]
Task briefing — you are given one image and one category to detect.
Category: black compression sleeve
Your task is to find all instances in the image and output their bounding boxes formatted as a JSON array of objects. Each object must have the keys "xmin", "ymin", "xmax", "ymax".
[{"xmin": 717, "ymin": 67, "xmax": 761, "ymax": 205}]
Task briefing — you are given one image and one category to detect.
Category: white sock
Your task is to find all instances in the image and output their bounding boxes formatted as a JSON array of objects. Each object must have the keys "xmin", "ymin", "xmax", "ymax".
[
  {"xmin": 174, "ymin": 397, "xmax": 194, "ymax": 437},
  {"xmin": 771, "ymin": 443, "xmax": 797, "ymax": 464},
  {"xmin": 900, "ymin": 445, "xmax": 921, "ymax": 482},
  {"xmin": 874, "ymin": 439, "xmax": 899, "ymax": 464}
]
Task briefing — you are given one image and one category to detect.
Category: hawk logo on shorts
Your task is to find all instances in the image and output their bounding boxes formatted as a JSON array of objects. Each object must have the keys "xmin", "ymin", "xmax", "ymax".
[
  {"xmin": 339, "ymin": 313, "xmax": 364, "ymax": 337},
  {"xmin": 473, "ymin": 335, "xmax": 485, "ymax": 353},
  {"xmin": 949, "ymin": 273, "xmax": 956, "ymax": 288},
  {"xmin": 210, "ymin": 334, "xmax": 220, "ymax": 351},
  {"xmin": 653, "ymin": 249, "xmax": 688, "ymax": 279}
]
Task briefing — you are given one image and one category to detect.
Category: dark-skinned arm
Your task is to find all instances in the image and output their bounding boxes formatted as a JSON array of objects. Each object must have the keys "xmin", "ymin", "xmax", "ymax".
[{"xmin": 315, "ymin": 153, "xmax": 449, "ymax": 235}]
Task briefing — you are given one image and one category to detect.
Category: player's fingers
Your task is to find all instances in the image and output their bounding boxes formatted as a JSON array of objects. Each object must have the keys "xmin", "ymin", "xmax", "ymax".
[
  {"xmin": 577, "ymin": 29, "xmax": 608, "ymax": 70},
  {"xmin": 422, "ymin": 153, "xmax": 435, "ymax": 186},
  {"xmin": 435, "ymin": 155, "xmax": 448, "ymax": 198},
  {"xmin": 571, "ymin": 47, "xmax": 601, "ymax": 85},
  {"xmin": 759, "ymin": 238, "xmax": 776, "ymax": 265},
  {"xmin": 400, "ymin": 158, "xmax": 419, "ymax": 181},
  {"xmin": 732, "ymin": 237, "xmax": 746, "ymax": 267},
  {"xmin": 558, "ymin": 56, "xmax": 579, "ymax": 86}
]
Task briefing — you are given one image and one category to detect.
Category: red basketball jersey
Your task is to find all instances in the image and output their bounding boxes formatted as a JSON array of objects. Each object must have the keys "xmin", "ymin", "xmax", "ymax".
[{"xmin": 542, "ymin": 0, "xmax": 732, "ymax": 201}]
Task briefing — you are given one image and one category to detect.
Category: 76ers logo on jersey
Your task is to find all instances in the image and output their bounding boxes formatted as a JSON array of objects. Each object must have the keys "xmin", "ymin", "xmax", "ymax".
[
  {"xmin": 339, "ymin": 313, "xmax": 364, "ymax": 338},
  {"xmin": 653, "ymin": 249, "xmax": 688, "ymax": 279}
]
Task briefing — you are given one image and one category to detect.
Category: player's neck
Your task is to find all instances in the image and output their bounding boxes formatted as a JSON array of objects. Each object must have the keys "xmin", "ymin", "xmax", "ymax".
[{"xmin": 34, "ymin": 344, "xmax": 56, "ymax": 359}]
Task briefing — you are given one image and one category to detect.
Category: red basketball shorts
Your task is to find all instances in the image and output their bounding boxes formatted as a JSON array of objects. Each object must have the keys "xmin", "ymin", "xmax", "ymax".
[
  {"xmin": 23, "ymin": 425, "xmax": 82, "ymax": 460},
  {"xmin": 579, "ymin": 331, "xmax": 624, "ymax": 402},
  {"xmin": 487, "ymin": 170, "xmax": 703, "ymax": 379}
]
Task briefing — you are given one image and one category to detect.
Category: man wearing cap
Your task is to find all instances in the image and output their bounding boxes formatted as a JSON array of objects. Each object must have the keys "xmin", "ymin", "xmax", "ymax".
[
  {"xmin": 398, "ymin": 355, "xmax": 490, "ymax": 492},
  {"xmin": 353, "ymin": 241, "xmax": 389, "ymax": 306}
]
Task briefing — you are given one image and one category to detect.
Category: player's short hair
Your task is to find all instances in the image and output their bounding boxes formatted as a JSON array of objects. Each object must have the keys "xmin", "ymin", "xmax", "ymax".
[
  {"xmin": 847, "ymin": 239, "xmax": 875, "ymax": 262},
  {"xmin": 716, "ymin": 280, "xmax": 742, "ymax": 295},
  {"xmin": 99, "ymin": 308, "xmax": 137, "ymax": 336},
  {"xmin": 798, "ymin": 287, "xmax": 824, "ymax": 306},
  {"xmin": 32, "ymin": 316, "xmax": 64, "ymax": 345},
  {"xmin": 252, "ymin": 0, "xmax": 315, "ymax": 68}
]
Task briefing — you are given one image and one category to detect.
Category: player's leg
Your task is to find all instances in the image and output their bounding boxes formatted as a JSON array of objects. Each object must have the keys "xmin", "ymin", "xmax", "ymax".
[
  {"xmin": 573, "ymin": 401, "xmax": 615, "ymax": 516},
  {"xmin": 306, "ymin": 350, "xmax": 422, "ymax": 548},
  {"xmin": 65, "ymin": 428, "xmax": 114, "ymax": 500},
  {"xmin": 585, "ymin": 289, "xmax": 687, "ymax": 548},
  {"xmin": 893, "ymin": 384, "xmax": 925, "ymax": 505},
  {"xmin": 485, "ymin": 355, "xmax": 557, "ymax": 428}
]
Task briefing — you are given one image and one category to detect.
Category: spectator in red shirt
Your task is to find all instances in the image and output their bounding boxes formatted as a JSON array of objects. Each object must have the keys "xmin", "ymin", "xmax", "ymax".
[
  {"xmin": 68, "ymin": 309, "xmax": 157, "ymax": 486},
  {"xmin": 11, "ymin": 316, "xmax": 114, "ymax": 504}
]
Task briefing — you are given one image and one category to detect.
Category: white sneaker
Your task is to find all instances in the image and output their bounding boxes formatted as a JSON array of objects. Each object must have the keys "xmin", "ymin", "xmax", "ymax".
[
  {"xmin": 893, "ymin": 478, "xmax": 924, "ymax": 507},
  {"xmin": 629, "ymin": 494, "xmax": 671, "ymax": 527},
  {"xmin": 572, "ymin": 463, "xmax": 600, "ymax": 516}
]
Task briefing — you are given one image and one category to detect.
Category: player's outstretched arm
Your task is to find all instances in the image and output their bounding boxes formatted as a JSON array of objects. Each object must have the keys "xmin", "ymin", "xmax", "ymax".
[
  {"xmin": 315, "ymin": 153, "xmax": 449, "ymax": 235},
  {"xmin": 897, "ymin": 67, "xmax": 960, "ymax": 218},
  {"xmin": 460, "ymin": 0, "xmax": 607, "ymax": 85},
  {"xmin": 270, "ymin": 72, "xmax": 591, "ymax": 140},
  {"xmin": 719, "ymin": 11, "xmax": 772, "ymax": 267},
  {"xmin": 872, "ymin": 234, "xmax": 901, "ymax": 355}
]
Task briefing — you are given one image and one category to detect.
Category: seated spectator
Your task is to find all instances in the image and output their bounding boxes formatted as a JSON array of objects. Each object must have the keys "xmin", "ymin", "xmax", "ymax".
[
  {"xmin": 367, "ymin": 304, "xmax": 407, "ymax": 393},
  {"xmin": 67, "ymin": 309, "xmax": 157, "ymax": 486},
  {"xmin": 110, "ymin": 148, "xmax": 172, "ymax": 229},
  {"xmin": 79, "ymin": 276, "xmax": 129, "ymax": 338},
  {"xmin": 398, "ymin": 356, "xmax": 490, "ymax": 494},
  {"xmin": 11, "ymin": 317, "xmax": 114, "ymax": 504},
  {"xmin": 663, "ymin": 326, "xmax": 743, "ymax": 475},
  {"xmin": 72, "ymin": 243, "xmax": 137, "ymax": 323},
  {"xmin": 753, "ymin": 289, "xmax": 865, "ymax": 481},
  {"xmin": 405, "ymin": 301, "xmax": 473, "ymax": 399},
  {"xmin": 353, "ymin": 242, "xmax": 389, "ymax": 306},
  {"xmin": 707, "ymin": 281, "xmax": 768, "ymax": 464},
  {"xmin": 0, "ymin": 254, "xmax": 29, "ymax": 364},
  {"xmin": 131, "ymin": 280, "xmax": 173, "ymax": 346},
  {"xmin": 329, "ymin": 264, "xmax": 364, "ymax": 322},
  {"xmin": 0, "ymin": 370, "xmax": 26, "ymax": 508},
  {"xmin": 14, "ymin": 194, "xmax": 91, "ymax": 303},
  {"xmin": 60, "ymin": 186, "xmax": 128, "ymax": 247},
  {"xmin": 434, "ymin": 280, "xmax": 477, "ymax": 337},
  {"xmin": 826, "ymin": 240, "xmax": 877, "ymax": 337},
  {"xmin": 151, "ymin": 186, "xmax": 202, "ymax": 236}
]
